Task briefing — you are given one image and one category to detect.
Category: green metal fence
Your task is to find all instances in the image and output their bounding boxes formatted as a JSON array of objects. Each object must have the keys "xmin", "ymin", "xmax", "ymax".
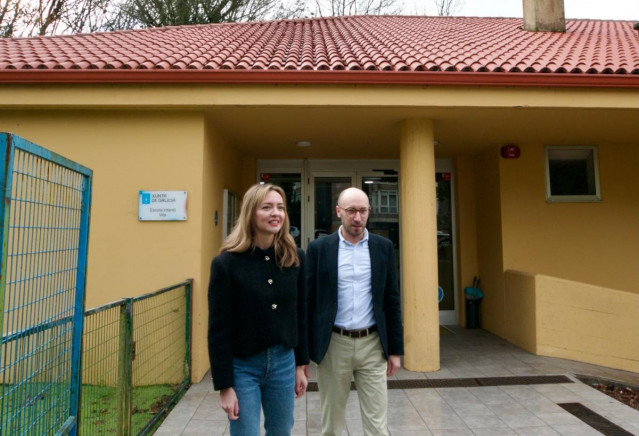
[{"xmin": 80, "ymin": 280, "xmax": 192, "ymax": 436}]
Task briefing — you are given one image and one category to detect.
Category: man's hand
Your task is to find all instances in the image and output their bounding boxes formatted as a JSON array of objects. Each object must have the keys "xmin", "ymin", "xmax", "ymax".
[
  {"xmin": 295, "ymin": 365, "xmax": 308, "ymax": 398},
  {"xmin": 219, "ymin": 387, "xmax": 239, "ymax": 420},
  {"xmin": 386, "ymin": 355, "xmax": 401, "ymax": 377}
]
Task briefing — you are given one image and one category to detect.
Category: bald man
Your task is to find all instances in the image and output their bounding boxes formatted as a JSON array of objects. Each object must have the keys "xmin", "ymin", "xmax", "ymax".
[{"xmin": 306, "ymin": 187, "xmax": 404, "ymax": 436}]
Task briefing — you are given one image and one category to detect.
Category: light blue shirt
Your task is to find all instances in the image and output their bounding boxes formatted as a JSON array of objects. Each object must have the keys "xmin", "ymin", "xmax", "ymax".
[{"xmin": 335, "ymin": 226, "xmax": 375, "ymax": 330}]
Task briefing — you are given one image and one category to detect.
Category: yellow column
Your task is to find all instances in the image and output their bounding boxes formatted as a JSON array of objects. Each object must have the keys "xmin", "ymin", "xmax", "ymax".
[{"xmin": 400, "ymin": 119, "xmax": 440, "ymax": 371}]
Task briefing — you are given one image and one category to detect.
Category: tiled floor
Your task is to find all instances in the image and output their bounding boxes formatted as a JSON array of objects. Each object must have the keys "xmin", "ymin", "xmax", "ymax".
[{"xmin": 155, "ymin": 327, "xmax": 639, "ymax": 435}]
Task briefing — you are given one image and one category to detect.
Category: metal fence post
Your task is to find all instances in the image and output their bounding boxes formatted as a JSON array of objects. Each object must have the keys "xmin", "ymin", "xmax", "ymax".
[
  {"xmin": 69, "ymin": 160, "xmax": 93, "ymax": 436},
  {"xmin": 118, "ymin": 298, "xmax": 133, "ymax": 436},
  {"xmin": 0, "ymin": 134, "xmax": 11, "ymax": 433},
  {"xmin": 185, "ymin": 278, "xmax": 193, "ymax": 381}
]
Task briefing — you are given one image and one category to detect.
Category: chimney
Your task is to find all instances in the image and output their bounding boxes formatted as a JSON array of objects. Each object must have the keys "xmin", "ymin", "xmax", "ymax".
[{"xmin": 523, "ymin": 0, "xmax": 566, "ymax": 32}]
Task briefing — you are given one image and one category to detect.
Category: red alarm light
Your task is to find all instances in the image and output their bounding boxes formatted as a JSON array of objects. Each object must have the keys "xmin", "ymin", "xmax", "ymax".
[{"xmin": 500, "ymin": 145, "xmax": 520, "ymax": 159}]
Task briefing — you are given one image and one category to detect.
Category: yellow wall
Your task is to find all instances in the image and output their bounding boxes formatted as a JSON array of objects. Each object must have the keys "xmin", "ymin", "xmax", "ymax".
[
  {"xmin": 3, "ymin": 84, "xmax": 638, "ymax": 380},
  {"xmin": 478, "ymin": 142, "xmax": 639, "ymax": 371},
  {"xmin": 0, "ymin": 110, "xmax": 246, "ymax": 382},
  {"xmin": 193, "ymin": 122, "xmax": 243, "ymax": 381},
  {"xmin": 503, "ymin": 271, "xmax": 537, "ymax": 353},
  {"xmin": 504, "ymin": 270, "xmax": 639, "ymax": 372},
  {"xmin": 499, "ymin": 143, "xmax": 639, "ymax": 293},
  {"xmin": 473, "ymin": 148, "xmax": 506, "ymax": 336},
  {"xmin": 536, "ymin": 275, "xmax": 639, "ymax": 372},
  {"xmin": 454, "ymin": 156, "xmax": 479, "ymax": 325},
  {"xmin": 0, "ymin": 111, "xmax": 207, "ymax": 307}
]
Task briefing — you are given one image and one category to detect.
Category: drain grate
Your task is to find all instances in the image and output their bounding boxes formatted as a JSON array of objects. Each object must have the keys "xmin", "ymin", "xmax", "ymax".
[
  {"xmin": 307, "ymin": 375, "xmax": 573, "ymax": 392},
  {"xmin": 389, "ymin": 378, "xmax": 478, "ymax": 389},
  {"xmin": 476, "ymin": 375, "xmax": 573, "ymax": 386},
  {"xmin": 558, "ymin": 403, "xmax": 634, "ymax": 436}
]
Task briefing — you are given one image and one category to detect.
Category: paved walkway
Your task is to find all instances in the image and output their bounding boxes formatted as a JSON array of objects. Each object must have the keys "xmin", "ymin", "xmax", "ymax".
[{"xmin": 155, "ymin": 326, "xmax": 639, "ymax": 435}]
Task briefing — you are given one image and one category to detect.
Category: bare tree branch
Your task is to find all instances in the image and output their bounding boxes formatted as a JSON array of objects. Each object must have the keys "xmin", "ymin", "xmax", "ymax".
[
  {"xmin": 106, "ymin": 0, "xmax": 276, "ymax": 30},
  {"xmin": 0, "ymin": 0, "xmax": 23, "ymax": 37},
  {"xmin": 310, "ymin": 0, "xmax": 402, "ymax": 17},
  {"xmin": 434, "ymin": 0, "xmax": 464, "ymax": 16}
]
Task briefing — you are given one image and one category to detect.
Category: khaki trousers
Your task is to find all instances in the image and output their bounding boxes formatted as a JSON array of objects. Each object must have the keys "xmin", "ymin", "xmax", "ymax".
[{"xmin": 317, "ymin": 331, "xmax": 388, "ymax": 436}]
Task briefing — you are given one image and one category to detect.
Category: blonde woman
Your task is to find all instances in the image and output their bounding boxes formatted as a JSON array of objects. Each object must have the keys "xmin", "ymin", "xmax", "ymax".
[{"xmin": 207, "ymin": 183, "xmax": 308, "ymax": 435}]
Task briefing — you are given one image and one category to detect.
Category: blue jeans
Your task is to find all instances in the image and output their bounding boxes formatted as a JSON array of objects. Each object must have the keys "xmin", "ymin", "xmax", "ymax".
[{"xmin": 230, "ymin": 344, "xmax": 295, "ymax": 436}]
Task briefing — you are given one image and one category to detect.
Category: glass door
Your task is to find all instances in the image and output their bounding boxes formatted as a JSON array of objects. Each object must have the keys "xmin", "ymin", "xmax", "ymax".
[
  {"xmin": 259, "ymin": 172, "xmax": 303, "ymax": 247},
  {"xmin": 310, "ymin": 172, "xmax": 400, "ymax": 247},
  {"xmin": 436, "ymin": 169, "xmax": 456, "ymax": 324},
  {"xmin": 311, "ymin": 174, "xmax": 353, "ymax": 241},
  {"xmin": 360, "ymin": 173, "xmax": 401, "ymax": 293},
  {"xmin": 258, "ymin": 159, "xmax": 457, "ymax": 325},
  {"xmin": 360, "ymin": 174, "xmax": 399, "ymax": 247}
]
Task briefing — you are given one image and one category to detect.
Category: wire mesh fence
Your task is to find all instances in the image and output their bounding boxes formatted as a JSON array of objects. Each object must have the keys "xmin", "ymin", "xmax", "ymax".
[
  {"xmin": 80, "ymin": 301, "xmax": 124, "ymax": 435},
  {"xmin": 1, "ymin": 134, "xmax": 190, "ymax": 435},
  {"xmin": 0, "ymin": 134, "xmax": 190, "ymax": 435},
  {"xmin": 80, "ymin": 280, "xmax": 192, "ymax": 436},
  {"xmin": 0, "ymin": 134, "xmax": 92, "ymax": 436}
]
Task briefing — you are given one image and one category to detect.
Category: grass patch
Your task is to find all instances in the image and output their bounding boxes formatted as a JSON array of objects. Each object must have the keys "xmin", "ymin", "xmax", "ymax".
[
  {"xmin": 3, "ymin": 382, "xmax": 184, "ymax": 435},
  {"xmin": 81, "ymin": 383, "xmax": 180, "ymax": 434}
]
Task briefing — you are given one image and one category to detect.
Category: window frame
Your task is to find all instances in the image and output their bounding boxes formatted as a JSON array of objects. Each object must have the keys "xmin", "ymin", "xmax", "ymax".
[
  {"xmin": 372, "ymin": 189, "xmax": 398, "ymax": 214},
  {"xmin": 544, "ymin": 145, "xmax": 601, "ymax": 203}
]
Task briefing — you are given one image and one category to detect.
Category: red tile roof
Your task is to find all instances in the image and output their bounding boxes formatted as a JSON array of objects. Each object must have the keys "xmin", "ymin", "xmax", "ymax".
[{"xmin": 1, "ymin": 15, "xmax": 638, "ymax": 86}]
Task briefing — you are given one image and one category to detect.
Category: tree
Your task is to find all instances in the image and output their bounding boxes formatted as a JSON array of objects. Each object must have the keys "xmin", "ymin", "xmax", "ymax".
[
  {"xmin": 308, "ymin": 0, "xmax": 402, "ymax": 16},
  {"xmin": 434, "ymin": 0, "xmax": 464, "ymax": 16},
  {"xmin": 1, "ymin": 0, "xmax": 112, "ymax": 37},
  {"xmin": 1, "ymin": 0, "xmax": 24, "ymax": 37},
  {"xmin": 62, "ymin": 0, "xmax": 113, "ymax": 33},
  {"xmin": 106, "ymin": 0, "xmax": 275, "ymax": 30},
  {"xmin": 1, "ymin": 0, "xmax": 279, "ymax": 37},
  {"xmin": 272, "ymin": 0, "xmax": 307, "ymax": 19}
]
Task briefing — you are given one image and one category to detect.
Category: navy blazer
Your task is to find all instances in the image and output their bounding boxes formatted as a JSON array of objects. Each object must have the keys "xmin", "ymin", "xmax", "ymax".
[{"xmin": 306, "ymin": 231, "xmax": 404, "ymax": 364}]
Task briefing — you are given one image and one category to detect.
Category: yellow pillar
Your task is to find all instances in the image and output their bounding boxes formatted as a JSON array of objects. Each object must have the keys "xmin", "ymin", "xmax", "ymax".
[{"xmin": 400, "ymin": 118, "xmax": 440, "ymax": 372}]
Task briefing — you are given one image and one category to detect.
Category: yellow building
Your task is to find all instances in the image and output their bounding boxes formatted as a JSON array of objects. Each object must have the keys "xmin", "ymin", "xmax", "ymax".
[{"xmin": 1, "ymin": 6, "xmax": 638, "ymax": 382}]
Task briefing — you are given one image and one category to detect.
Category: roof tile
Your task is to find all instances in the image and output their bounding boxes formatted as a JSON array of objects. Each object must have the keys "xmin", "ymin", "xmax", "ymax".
[{"xmin": 0, "ymin": 15, "xmax": 637, "ymax": 79}]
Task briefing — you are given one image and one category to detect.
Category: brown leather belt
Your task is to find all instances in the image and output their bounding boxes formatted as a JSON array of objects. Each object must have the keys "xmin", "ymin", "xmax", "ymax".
[{"xmin": 332, "ymin": 325, "xmax": 377, "ymax": 338}]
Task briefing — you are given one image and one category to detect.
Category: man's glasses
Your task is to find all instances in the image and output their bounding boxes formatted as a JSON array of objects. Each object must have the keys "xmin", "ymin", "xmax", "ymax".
[{"xmin": 338, "ymin": 206, "xmax": 371, "ymax": 217}]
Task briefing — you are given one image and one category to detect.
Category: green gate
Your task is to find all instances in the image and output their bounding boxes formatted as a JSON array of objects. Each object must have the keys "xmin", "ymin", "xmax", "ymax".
[{"xmin": 0, "ymin": 133, "xmax": 92, "ymax": 435}]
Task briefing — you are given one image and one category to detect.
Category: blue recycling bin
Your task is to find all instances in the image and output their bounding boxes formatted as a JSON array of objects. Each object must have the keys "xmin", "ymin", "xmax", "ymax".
[{"xmin": 464, "ymin": 286, "xmax": 483, "ymax": 329}]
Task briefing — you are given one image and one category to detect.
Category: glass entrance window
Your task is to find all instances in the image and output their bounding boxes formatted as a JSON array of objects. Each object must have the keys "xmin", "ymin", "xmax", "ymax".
[
  {"xmin": 436, "ymin": 172, "xmax": 454, "ymax": 311},
  {"xmin": 362, "ymin": 177, "xmax": 399, "ymax": 248},
  {"xmin": 259, "ymin": 161, "xmax": 457, "ymax": 323},
  {"xmin": 261, "ymin": 173, "xmax": 302, "ymax": 247},
  {"xmin": 363, "ymin": 176, "xmax": 400, "ymax": 286},
  {"xmin": 314, "ymin": 177, "xmax": 351, "ymax": 239}
]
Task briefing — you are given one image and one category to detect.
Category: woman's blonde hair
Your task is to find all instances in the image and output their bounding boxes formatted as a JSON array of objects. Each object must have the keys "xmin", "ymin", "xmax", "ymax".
[{"xmin": 220, "ymin": 184, "xmax": 299, "ymax": 268}]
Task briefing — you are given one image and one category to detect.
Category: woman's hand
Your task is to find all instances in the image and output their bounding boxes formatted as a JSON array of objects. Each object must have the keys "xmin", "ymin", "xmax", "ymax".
[
  {"xmin": 219, "ymin": 387, "xmax": 239, "ymax": 420},
  {"xmin": 295, "ymin": 365, "xmax": 308, "ymax": 398}
]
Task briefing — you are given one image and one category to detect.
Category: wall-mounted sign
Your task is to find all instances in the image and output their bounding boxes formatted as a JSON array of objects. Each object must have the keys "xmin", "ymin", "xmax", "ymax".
[{"xmin": 138, "ymin": 191, "xmax": 187, "ymax": 221}]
